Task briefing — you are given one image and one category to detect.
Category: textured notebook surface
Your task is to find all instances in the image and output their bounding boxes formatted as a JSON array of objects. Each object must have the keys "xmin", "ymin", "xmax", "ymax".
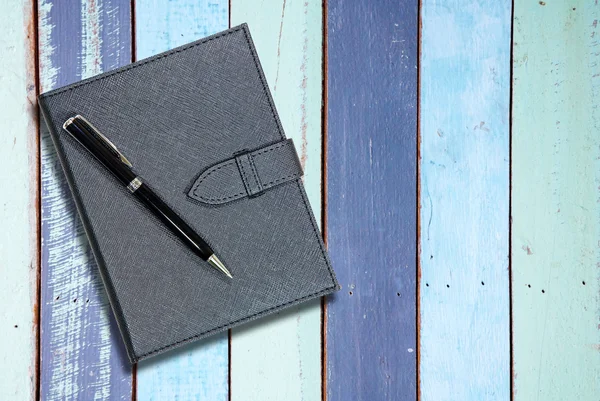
[{"xmin": 38, "ymin": 24, "xmax": 339, "ymax": 363}]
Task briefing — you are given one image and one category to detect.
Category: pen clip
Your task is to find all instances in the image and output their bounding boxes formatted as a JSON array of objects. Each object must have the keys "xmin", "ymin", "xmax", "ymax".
[{"xmin": 64, "ymin": 115, "xmax": 133, "ymax": 168}]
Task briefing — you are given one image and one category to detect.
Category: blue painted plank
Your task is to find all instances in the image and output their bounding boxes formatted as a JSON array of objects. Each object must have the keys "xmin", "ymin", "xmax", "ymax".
[
  {"xmin": 326, "ymin": 1, "xmax": 418, "ymax": 400},
  {"xmin": 419, "ymin": 1, "xmax": 511, "ymax": 400},
  {"xmin": 38, "ymin": 1, "xmax": 133, "ymax": 399},
  {"xmin": 134, "ymin": 2, "xmax": 229, "ymax": 400}
]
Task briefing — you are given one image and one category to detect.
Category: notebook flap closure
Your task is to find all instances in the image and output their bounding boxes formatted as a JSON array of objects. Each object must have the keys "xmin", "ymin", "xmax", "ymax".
[{"xmin": 188, "ymin": 139, "xmax": 303, "ymax": 205}]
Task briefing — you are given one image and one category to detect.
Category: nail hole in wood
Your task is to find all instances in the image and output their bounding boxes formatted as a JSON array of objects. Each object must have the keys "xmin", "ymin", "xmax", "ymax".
[
  {"xmin": 55, "ymin": 296, "xmax": 59, "ymax": 300},
  {"xmin": 349, "ymin": 291, "xmax": 353, "ymax": 296},
  {"xmin": 446, "ymin": 284, "xmax": 450, "ymax": 288},
  {"xmin": 397, "ymin": 292, "xmax": 401, "ymax": 297},
  {"xmin": 426, "ymin": 283, "xmax": 429, "ymax": 287},
  {"xmin": 582, "ymin": 281, "xmax": 586, "ymax": 285},
  {"xmin": 14, "ymin": 325, "xmax": 18, "ymax": 328},
  {"xmin": 527, "ymin": 284, "xmax": 531, "ymax": 288},
  {"xmin": 73, "ymin": 298, "xmax": 77, "ymax": 303},
  {"xmin": 481, "ymin": 281, "xmax": 485, "ymax": 285},
  {"xmin": 541, "ymin": 289, "xmax": 545, "ymax": 294}
]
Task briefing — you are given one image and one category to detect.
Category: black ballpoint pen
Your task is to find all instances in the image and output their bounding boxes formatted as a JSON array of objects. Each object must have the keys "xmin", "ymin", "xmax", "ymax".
[{"xmin": 62, "ymin": 115, "xmax": 232, "ymax": 279}]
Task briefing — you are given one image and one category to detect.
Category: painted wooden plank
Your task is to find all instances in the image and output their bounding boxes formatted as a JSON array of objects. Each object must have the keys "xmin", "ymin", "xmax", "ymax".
[
  {"xmin": 38, "ymin": 1, "xmax": 133, "ymax": 399},
  {"xmin": 134, "ymin": 2, "xmax": 229, "ymax": 401},
  {"xmin": 0, "ymin": 0, "xmax": 38, "ymax": 399},
  {"xmin": 419, "ymin": 1, "xmax": 511, "ymax": 400},
  {"xmin": 512, "ymin": 1, "xmax": 600, "ymax": 399},
  {"xmin": 134, "ymin": 0, "xmax": 228, "ymax": 60},
  {"xmin": 326, "ymin": 1, "xmax": 418, "ymax": 400},
  {"xmin": 230, "ymin": 1, "xmax": 323, "ymax": 400}
]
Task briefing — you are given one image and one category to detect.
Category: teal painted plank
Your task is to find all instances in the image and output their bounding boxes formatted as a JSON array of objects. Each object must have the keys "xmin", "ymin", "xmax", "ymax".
[
  {"xmin": 326, "ymin": 1, "xmax": 418, "ymax": 400},
  {"xmin": 419, "ymin": 1, "xmax": 511, "ymax": 399},
  {"xmin": 38, "ymin": 0, "xmax": 133, "ymax": 399},
  {"xmin": 512, "ymin": 1, "xmax": 600, "ymax": 399},
  {"xmin": 0, "ymin": 0, "xmax": 38, "ymax": 399},
  {"xmin": 229, "ymin": 1, "xmax": 323, "ymax": 400},
  {"xmin": 134, "ymin": 0, "xmax": 228, "ymax": 60},
  {"xmin": 134, "ymin": 2, "xmax": 229, "ymax": 400}
]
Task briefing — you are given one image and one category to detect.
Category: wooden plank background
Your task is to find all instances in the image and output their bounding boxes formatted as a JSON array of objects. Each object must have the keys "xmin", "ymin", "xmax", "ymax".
[
  {"xmin": 512, "ymin": 1, "xmax": 600, "ymax": 399},
  {"xmin": 326, "ymin": 1, "xmax": 418, "ymax": 400},
  {"xmin": 419, "ymin": 1, "xmax": 511, "ymax": 400},
  {"xmin": 0, "ymin": 0, "xmax": 599, "ymax": 400},
  {"xmin": 0, "ymin": 1, "xmax": 38, "ymax": 400},
  {"xmin": 230, "ymin": 1, "xmax": 324, "ymax": 400},
  {"xmin": 38, "ymin": 1, "xmax": 133, "ymax": 399}
]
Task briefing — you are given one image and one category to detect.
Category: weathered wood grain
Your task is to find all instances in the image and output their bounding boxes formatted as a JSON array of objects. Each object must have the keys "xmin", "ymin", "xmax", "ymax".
[
  {"xmin": 326, "ymin": 1, "xmax": 418, "ymax": 400},
  {"xmin": 230, "ymin": 1, "xmax": 324, "ymax": 400},
  {"xmin": 419, "ymin": 1, "xmax": 511, "ymax": 400},
  {"xmin": 512, "ymin": 1, "xmax": 600, "ymax": 399},
  {"xmin": 134, "ymin": 2, "xmax": 229, "ymax": 400},
  {"xmin": 38, "ymin": 1, "xmax": 132, "ymax": 399},
  {"xmin": 0, "ymin": 0, "xmax": 38, "ymax": 399}
]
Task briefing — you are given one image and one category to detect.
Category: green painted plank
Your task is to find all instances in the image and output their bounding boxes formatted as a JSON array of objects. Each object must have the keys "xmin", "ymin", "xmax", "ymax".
[
  {"xmin": 512, "ymin": 1, "xmax": 600, "ymax": 399},
  {"xmin": 134, "ymin": 2, "xmax": 230, "ymax": 400},
  {"xmin": 230, "ymin": 1, "xmax": 323, "ymax": 400},
  {"xmin": 0, "ymin": 0, "xmax": 38, "ymax": 399},
  {"xmin": 420, "ymin": 1, "xmax": 511, "ymax": 399}
]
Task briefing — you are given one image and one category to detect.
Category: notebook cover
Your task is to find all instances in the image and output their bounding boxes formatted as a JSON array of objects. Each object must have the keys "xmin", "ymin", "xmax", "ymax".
[{"xmin": 38, "ymin": 24, "xmax": 339, "ymax": 363}]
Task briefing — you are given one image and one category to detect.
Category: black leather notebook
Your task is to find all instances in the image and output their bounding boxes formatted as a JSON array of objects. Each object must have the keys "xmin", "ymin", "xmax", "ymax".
[{"xmin": 38, "ymin": 24, "xmax": 339, "ymax": 363}]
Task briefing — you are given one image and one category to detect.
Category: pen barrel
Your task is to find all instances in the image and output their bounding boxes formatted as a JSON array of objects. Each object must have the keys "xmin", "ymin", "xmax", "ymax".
[
  {"xmin": 133, "ymin": 183, "xmax": 213, "ymax": 260},
  {"xmin": 64, "ymin": 117, "xmax": 137, "ymax": 185},
  {"xmin": 63, "ymin": 116, "xmax": 215, "ymax": 263}
]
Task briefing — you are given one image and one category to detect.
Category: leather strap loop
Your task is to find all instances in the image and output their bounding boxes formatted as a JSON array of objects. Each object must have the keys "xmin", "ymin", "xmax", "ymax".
[
  {"xmin": 235, "ymin": 152, "xmax": 263, "ymax": 197},
  {"xmin": 188, "ymin": 139, "xmax": 303, "ymax": 205}
]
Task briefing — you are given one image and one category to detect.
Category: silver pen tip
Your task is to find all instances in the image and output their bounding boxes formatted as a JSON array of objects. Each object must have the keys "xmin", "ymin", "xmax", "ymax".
[{"xmin": 207, "ymin": 254, "xmax": 233, "ymax": 278}]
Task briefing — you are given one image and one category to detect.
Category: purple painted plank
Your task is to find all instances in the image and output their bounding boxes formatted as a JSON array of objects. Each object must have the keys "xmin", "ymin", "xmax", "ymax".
[
  {"xmin": 39, "ymin": 1, "xmax": 132, "ymax": 399},
  {"xmin": 326, "ymin": 1, "xmax": 418, "ymax": 400}
]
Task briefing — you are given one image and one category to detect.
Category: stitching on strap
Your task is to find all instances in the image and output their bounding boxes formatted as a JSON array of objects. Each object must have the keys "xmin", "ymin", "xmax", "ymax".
[
  {"xmin": 263, "ymin": 173, "xmax": 300, "ymax": 188},
  {"xmin": 248, "ymin": 153, "xmax": 263, "ymax": 192},
  {"xmin": 235, "ymin": 154, "xmax": 252, "ymax": 195},
  {"xmin": 252, "ymin": 141, "xmax": 287, "ymax": 157},
  {"xmin": 192, "ymin": 139, "xmax": 299, "ymax": 203},
  {"xmin": 191, "ymin": 161, "xmax": 235, "ymax": 196},
  {"xmin": 190, "ymin": 160, "xmax": 245, "ymax": 203}
]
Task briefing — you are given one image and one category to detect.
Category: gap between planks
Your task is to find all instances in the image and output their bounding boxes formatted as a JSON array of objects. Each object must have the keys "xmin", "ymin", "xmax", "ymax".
[
  {"xmin": 416, "ymin": 0, "xmax": 422, "ymax": 399},
  {"xmin": 320, "ymin": 1, "xmax": 328, "ymax": 401},
  {"xmin": 508, "ymin": 1, "xmax": 515, "ymax": 400},
  {"xmin": 131, "ymin": 4, "xmax": 137, "ymax": 401},
  {"xmin": 228, "ymin": 3, "xmax": 232, "ymax": 401},
  {"xmin": 31, "ymin": 0, "xmax": 42, "ymax": 399}
]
